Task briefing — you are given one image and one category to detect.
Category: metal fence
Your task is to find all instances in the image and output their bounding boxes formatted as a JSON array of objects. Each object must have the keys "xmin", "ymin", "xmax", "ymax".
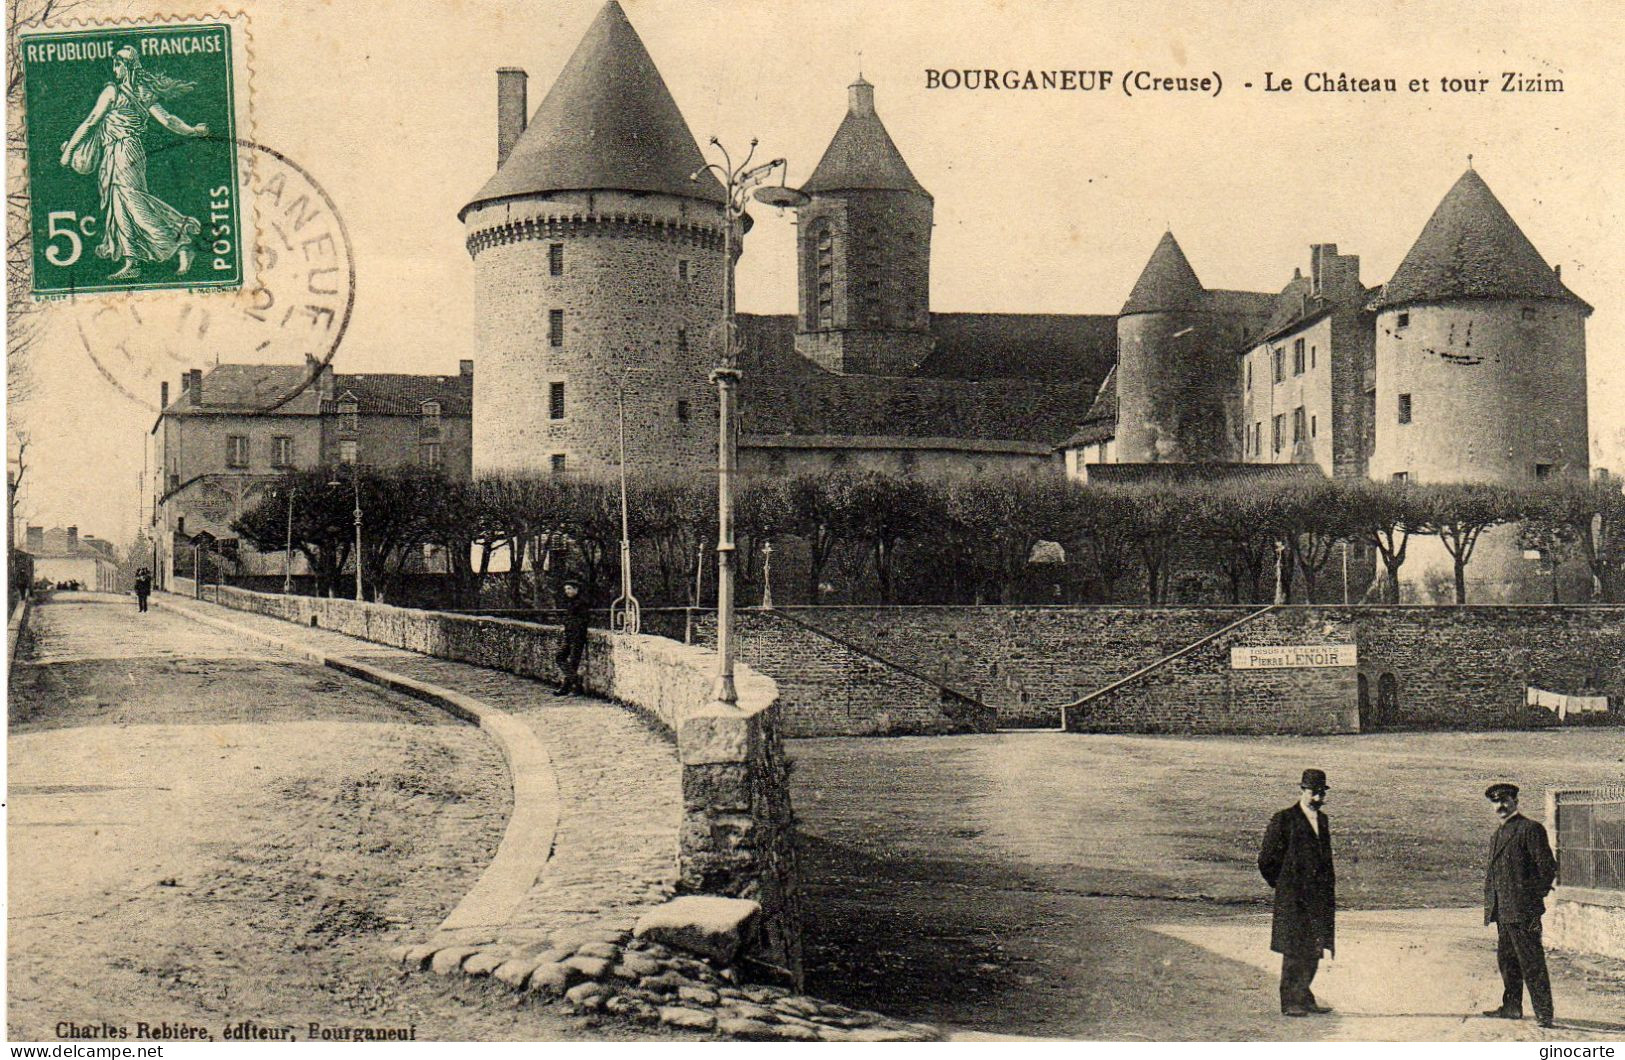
[{"xmin": 1553, "ymin": 785, "xmax": 1625, "ymax": 891}]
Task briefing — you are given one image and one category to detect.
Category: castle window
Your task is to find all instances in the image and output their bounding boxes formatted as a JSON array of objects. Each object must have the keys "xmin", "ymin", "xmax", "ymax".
[
  {"xmin": 1272, "ymin": 348, "xmax": 1285, "ymax": 384},
  {"xmin": 549, "ymin": 309, "xmax": 564, "ymax": 347},
  {"xmin": 678, "ymin": 259, "xmax": 690, "ymax": 282},
  {"xmin": 1292, "ymin": 406, "xmax": 1306, "ymax": 444},
  {"xmin": 1534, "ymin": 463, "xmax": 1553, "ymax": 479},
  {"xmin": 226, "ymin": 435, "xmax": 249, "ymax": 468},
  {"xmin": 1392, "ymin": 471, "xmax": 1409, "ymax": 484},
  {"xmin": 814, "ymin": 224, "xmax": 834, "ymax": 328},
  {"xmin": 1310, "ymin": 345, "xmax": 1317, "ymax": 368},
  {"xmin": 550, "ymin": 453, "xmax": 567, "ymax": 475},
  {"xmin": 419, "ymin": 442, "xmax": 442, "ymax": 467},
  {"xmin": 1397, "ymin": 392, "xmax": 1412, "ymax": 424},
  {"xmin": 1252, "ymin": 422, "xmax": 1262, "ymax": 456},
  {"xmin": 549, "ymin": 243, "xmax": 564, "ymax": 276},
  {"xmin": 1522, "ymin": 307, "xmax": 1537, "ymax": 321},
  {"xmin": 677, "ymin": 327, "xmax": 688, "ymax": 354},
  {"xmin": 1396, "ymin": 312, "xmax": 1410, "ymax": 329},
  {"xmin": 1272, "ymin": 414, "xmax": 1284, "ymax": 453},
  {"xmin": 338, "ymin": 400, "xmax": 358, "ymax": 433},
  {"xmin": 272, "ymin": 436, "xmax": 294, "ymax": 467},
  {"xmin": 1311, "ymin": 414, "xmax": 1317, "ymax": 438},
  {"xmin": 1293, "ymin": 338, "xmax": 1306, "ymax": 375},
  {"xmin": 420, "ymin": 401, "xmax": 441, "ymax": 437},
  {"xmin": 677, "ymin": 399, "xmax": 690, "ymax": 423},
  {"xmin": 1246, "ymin": 361, "xmax": 1252, "ymax": 391},
  {"xmin": 549, "ymin": 382, "xmax": 566, "ymax": 420},
  {"xmin": 340, "ymin": 440, "xmax": 358, "ymax": 464}
]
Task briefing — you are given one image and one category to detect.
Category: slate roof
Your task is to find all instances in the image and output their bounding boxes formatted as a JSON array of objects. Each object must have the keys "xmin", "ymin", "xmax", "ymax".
[
  {"xmin": 328, "ymin": 373, "xmax": 472, "ymax": 416},
  {"xmin": 1373, "ymin": 168, "xmax": 1590, "ymax": 312},
  {"xmin": 1121, "ymin": 231, "xmax": 1206, "ymax": 315},
  {"xmin": 23, "ymin": 528, "xmax": 117, "ymax": 560},
  {"xmin": 163, "ymin": 364, "xmax": 319, "ymax": 416},
  {"xmin": 461, "ymin": 1, "xmax": 724, "ymax": 216},
  {"xmin": 802, "ymin": 77, "xmax": 929, "ymax": 197},
  {"xmin": 740, "ymin": 372, "xmax": 1098, "ymax": 448},
  {"xmin": 918, "ymin": 313, "xmax": 1117, "ymax": 382},
  {"xmin": 1060, "ymin": 365, "xmax": 1117, "ymax": 449}
]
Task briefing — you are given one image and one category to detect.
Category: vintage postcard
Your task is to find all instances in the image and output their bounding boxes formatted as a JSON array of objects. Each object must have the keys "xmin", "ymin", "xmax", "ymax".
[{"xmin": 6, "ymin": 0, "xmax": 1622, "ymax": 1050}]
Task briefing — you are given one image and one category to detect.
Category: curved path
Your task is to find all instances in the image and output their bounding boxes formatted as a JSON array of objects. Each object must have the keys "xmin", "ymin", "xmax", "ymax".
[{"xmin": 156, "ymin": 594, "xmax": 683, "ymax": 952}]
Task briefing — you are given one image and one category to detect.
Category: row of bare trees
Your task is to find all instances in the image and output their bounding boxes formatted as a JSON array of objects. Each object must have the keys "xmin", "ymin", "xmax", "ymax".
[{"xmin": 229, "ymin": 466, "xmax": 1625, "ymax": 608}]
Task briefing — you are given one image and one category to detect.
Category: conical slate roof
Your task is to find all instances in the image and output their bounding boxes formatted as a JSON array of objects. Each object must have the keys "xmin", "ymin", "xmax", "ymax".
[
  {"xmin": 1374, "ymin": 168, "xmax": 1588, "ymax": 310},
  {"xmin": 1120, "ymin": 231, "xmax": 1205, "ymax": 315},
  {"xmin": 802, "ymin": 78, "xmax": 930, "ymax": 197},
  {"xmin": 462, "ymin": 1, "xmax": 723, "ymax": 215}
]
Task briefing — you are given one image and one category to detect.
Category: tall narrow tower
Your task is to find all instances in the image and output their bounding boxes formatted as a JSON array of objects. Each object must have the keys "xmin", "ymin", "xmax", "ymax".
[
  {"xmin": 460, "ymin": 1, "xmax": 727, "ymax": 477},
  {"xmin": 1115, "ymin": 231, "xmax": 1233, "ymax": 463},
  {"xmin": 794, "ymin": 77, "xmax": 933, "ymax": 376}
]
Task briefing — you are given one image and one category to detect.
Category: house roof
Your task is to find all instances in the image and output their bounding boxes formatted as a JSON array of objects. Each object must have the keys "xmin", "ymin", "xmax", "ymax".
[
  {"xmin": 1373, "ymin": 168, "xmax": 1590, "ymax": 312},
  {"xmin": 162, "ymin": 364, "xmax": 320, "ymax": 416},
  {"xmin": 1121, "ymin": 231, "xmax": 1206, "ymax": 315},
  {"xmin": 327, "ymin": 373, "xmax": 472, "ymax": 416},
  {"xmin": 461, "ymin": 1, "xmax": 724, "ymax": 217},
  {"xmin": 802, "ymin": 77, "xmax": 930, "ymax": 198},
  {"xmin": 22, "ymin": 527, "xmax": 117, "ymax": 561}
]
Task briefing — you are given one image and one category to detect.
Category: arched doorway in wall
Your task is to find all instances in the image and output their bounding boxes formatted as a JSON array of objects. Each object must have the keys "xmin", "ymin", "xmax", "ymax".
[
  {"xmin": 1377, "ymin": 672, "xmax": 1400, "ymax": 728},
  {"xmin": 1358, "ymin": 673, "xmax": 1371, "ymax": 730}
]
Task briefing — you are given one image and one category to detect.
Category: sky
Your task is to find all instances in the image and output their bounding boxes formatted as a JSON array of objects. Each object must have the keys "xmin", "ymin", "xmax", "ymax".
[{"xmin": 8, "ymin": 0, "xmax": 1623, "ymax": 545}]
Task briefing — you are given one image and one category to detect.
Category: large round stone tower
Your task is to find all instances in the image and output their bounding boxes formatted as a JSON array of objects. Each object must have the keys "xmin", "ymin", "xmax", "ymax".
[
  {"xmin": 1370, "ymin": 167, "xmax": 1592, "ymax": 600},
  {"xmin": 1115, "ymin": 231, "xmax": 1230, "ymax": 463},
  {"xmin": 460, "ymin": 1, "xmax": 727, "ymax": 477},
  {"xmin": 793, "ymin": 77, "xmax": 934, "ymax": 376}
]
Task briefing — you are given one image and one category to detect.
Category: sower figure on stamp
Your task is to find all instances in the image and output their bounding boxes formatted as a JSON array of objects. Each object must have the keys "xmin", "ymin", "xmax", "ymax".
[
  {"xmin": 553, "ymin": 577, "xmax": 591, "ymax": 696},
  {"xmin": 1258, "ymin": 768, "xmax": 1336, "ymax": 1017},
  {"xmin": 133, "ymin": 567, "xmax": 152, "ymax": 613},
  {"xmin": 58, "ymin": 45, "xmax": 209, "ymax": 280},
  {"xmin": 1481, "ymin": 782, "xmax": 1557, "ymax": 1028}
]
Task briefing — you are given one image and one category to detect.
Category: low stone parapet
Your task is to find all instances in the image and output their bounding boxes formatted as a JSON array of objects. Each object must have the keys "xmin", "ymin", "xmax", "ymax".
[{"xmin": 174, "ymin": 585, "xmax": 800, "ymax": 983}]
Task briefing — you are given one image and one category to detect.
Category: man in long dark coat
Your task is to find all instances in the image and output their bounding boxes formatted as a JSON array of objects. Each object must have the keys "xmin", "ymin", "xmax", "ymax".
[
  {"xmin": 553, "ymin": 578, "xmax": 591, "ymax": 696},
  {"xmin": 1481, "ymin": 782, "xmax": 1557, "ymax": 1028},
  {"xmin": 1258, "ymin": 768, "xmax": 1336, "ymax": 1017}
]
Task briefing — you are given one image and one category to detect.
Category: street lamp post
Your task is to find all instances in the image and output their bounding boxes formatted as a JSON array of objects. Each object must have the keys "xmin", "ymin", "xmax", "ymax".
[
  {"xmin": 691, "ymin": 138, "xmax": 806, "ymax": 706},
  {"xmin": 761, "ymin": 540, "xmax": 774, "ymax": 609},
  {"xmin": 282, "ymin": 485, "xmax": 297, "ymax": 594},
  {"xmin": 328, "ymin": 467, "xmax": 363, "ymax": 602},
  {"xmin": 611, "ymin": 371, "xmax": 640, "ymax": 634}
]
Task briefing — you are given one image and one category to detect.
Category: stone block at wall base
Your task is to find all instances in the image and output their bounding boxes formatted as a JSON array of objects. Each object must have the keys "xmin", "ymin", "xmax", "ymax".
[
  {"xmin": 634, "ymin": 896, "xmax": 762, "ymax": 965},
  {"xmin": 1548, "ymin": 889, "xmax": 1625, "ymax": 961}
]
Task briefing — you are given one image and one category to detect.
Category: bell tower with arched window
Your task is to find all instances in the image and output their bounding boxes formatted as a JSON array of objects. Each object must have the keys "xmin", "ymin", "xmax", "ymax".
[{"xmin": 794, "ymin": 77, "xmax": 933, "ymax": 375}]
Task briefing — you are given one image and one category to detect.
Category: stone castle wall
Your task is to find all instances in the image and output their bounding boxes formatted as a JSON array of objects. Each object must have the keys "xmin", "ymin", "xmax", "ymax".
[
  {"xmin": 466, "ymin": 190, "xmax": 725, "ymax": 477},
  {"xmin": 1116, "ymin": 310, "xmax": 1236, "ymax": 462}
]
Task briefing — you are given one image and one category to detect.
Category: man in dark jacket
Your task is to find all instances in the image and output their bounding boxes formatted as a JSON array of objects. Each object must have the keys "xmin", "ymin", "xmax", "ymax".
[
  {"xmin": 1481, "ymin": 782, "xmax": 1557, "ymax": 1028},
  {"xmin": 133, "ymin": 568, "xmax": 152, "ymax": 613},
  {"xmin": 553, "ymin": 578, "xmax": 591, "ymax": 696},
  {"xmin": 1258, "ymin": 768, "xmax": 1336, "ymax": 1017}
]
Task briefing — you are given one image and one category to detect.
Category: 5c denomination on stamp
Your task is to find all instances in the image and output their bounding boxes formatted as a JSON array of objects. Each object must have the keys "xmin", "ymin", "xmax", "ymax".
[{"xmin": 20, "ymin": 16, "xmax": 249, "ymax": 296}]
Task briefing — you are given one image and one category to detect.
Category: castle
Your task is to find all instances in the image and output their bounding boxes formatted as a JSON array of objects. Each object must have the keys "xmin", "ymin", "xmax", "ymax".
[{"xmin": 461, "ymin": 1, "xmax": 1592, "ymax": 602}]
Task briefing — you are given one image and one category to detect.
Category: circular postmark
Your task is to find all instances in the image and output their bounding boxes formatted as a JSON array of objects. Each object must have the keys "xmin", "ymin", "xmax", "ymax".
[{"xmin": 56, "ymin": 137, "xmax": 355, "ymax": 415}]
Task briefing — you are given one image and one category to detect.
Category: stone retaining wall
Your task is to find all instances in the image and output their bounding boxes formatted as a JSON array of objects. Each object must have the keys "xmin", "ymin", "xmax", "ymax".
[
  {"xmin": 181, "ymin": 584, "xmax": 801, "ymax": 980},
  {"xmin": 720, "ymin": 605, "xmax": 1622, "ymax": 734},
  {"xmin": 686, "ymin": 610, "xmax": 996, "ymax": 737},
  {"xmin": 1548, "ymin": 890, "xmax": 1625, "ymax": 961}
]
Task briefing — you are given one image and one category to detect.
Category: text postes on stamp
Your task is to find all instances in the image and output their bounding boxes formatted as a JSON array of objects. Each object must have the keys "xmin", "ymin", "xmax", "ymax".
[{"xmin": 20, "ymin": 19, "xmax": 247, "ymax": 296}]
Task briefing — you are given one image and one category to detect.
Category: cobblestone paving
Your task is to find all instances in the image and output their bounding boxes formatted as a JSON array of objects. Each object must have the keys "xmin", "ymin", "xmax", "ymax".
[{"xmin": 157, "ymin": 598, "xmax": 682, "ymax": 950}]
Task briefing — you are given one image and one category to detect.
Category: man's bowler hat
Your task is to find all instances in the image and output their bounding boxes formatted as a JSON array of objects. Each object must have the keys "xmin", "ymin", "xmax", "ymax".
[
  {"xmin": 1485, "ymin": 783, "xmax": 1520, "ymax": 801},
  {"xmin": 1300, "ymin": 769, "xmax": 1329, "ymax": 792}
]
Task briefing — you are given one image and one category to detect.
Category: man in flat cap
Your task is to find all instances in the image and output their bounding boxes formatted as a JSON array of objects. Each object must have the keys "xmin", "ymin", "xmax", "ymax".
[
  {"xmin": 1258, "ymin": 768, "xmax": 1336, "ymax": 1017},
  {"xmin": 553, "ymin": 577, "xmax": 591, "ymax": 696},
  {"xmin": 1481, "ymin": 782, "xmax": 1557, "ymax": 1028}
]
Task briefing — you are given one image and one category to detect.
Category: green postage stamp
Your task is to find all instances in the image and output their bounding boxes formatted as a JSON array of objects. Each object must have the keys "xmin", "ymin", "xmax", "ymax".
[{"xmin": 19, "ymin": 16, "xmax": 251, "ymax": 296}]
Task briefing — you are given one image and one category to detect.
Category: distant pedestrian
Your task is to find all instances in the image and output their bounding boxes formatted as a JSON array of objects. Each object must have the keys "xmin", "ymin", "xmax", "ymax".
[
  {"xmin": 133, "ymin": 567, "xmax": 152, "ymax": 612},
  {"xmin": 1481, "ymin": 782, "xmax": 1557, "ymax": 1028},
  {"xmin": 553, "ymin": 578, "xmax": 590, "ymax": 696},
  {"xmin": 1258, "ymin": 768, "xmax": 1336, "ymax": 1017}
]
